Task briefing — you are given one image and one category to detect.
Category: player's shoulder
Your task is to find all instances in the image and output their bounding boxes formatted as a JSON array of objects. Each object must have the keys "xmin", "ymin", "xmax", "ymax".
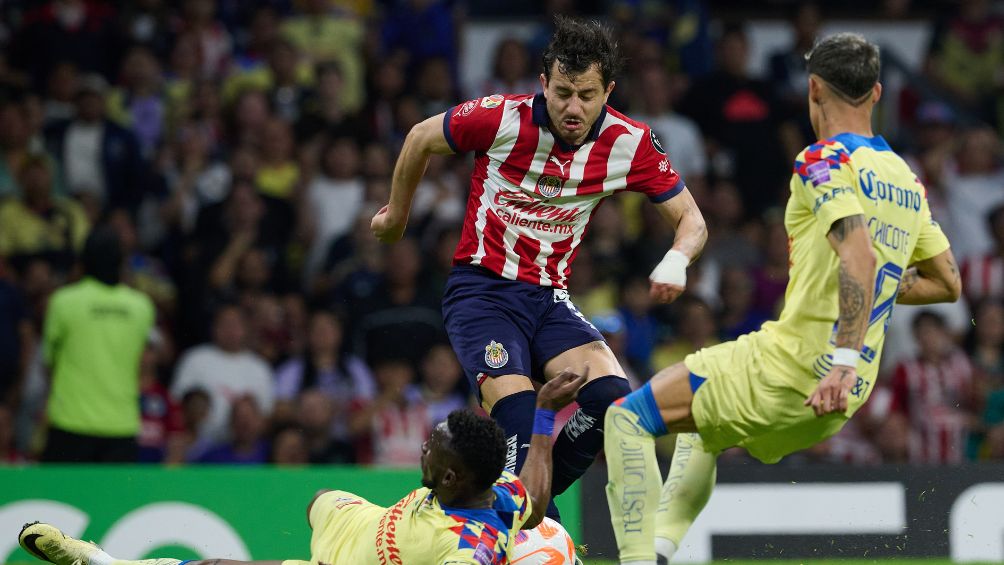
[{"xmin": 603, "ymin": 105, "xmax": 651, "ymax": 137}]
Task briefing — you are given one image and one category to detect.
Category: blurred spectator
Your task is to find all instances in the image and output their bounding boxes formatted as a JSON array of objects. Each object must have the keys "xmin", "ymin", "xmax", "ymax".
[
  {"xmin": 255, "ymin": 117, "xmax": 300, "ymax": 201},
  {"xmin": 480, "ymin": 38, "xmax": 537, "ymax": 96},
  {"xmin": 298, "ymin": 388, "xmax": 356, "ymax": 463},
  {"xmin": 44, "ymin": 74, "xmax": 146, "ymax": 212},
  {"xmin": 274, "ymin": 310, "xmax": 374, "ymax": 428},
  {"xmin": 410, "ymin": 155, "xmax": 464, "ymax": 231},
  {"xmin": 363, "ymin": 60, "xmax": 407, "ymax": 143},
  {"xmin": 41, "ymin": 226, "xmax": 155, "ymax": 462},
  {"xmin": 232, "ymin": 6, "xmax": 282, "ymax": 71},
  {"xmin": 419, "ymin": 343, "xmax": 467, "ymax": 425},
  {"xmin": 119, "ymin": 0, "xmax": 174, "ymax": 59},
  {"xmin": 882, "ymin": 311, "xmax": 977, "ymax": 464},
  {"xmin": 944, "ymin": 127, "xmax": 1004, "ymax": 262},
  {"xmin": 192, "ymin": 394, "xmax": 269, "ymax": 464},
  {"xmin": 651, "ymin": 296, "xmax": 718, "ymax": 370},
  {"xmin": 344, "ymin": 237, "xmax": 443, "ymax": 365},
  {"xmin": 968, "ymin": 299, "xmax": 1004, "ymax": 396},
  {"xmin": 9, "ymin": 0, "xmax": 122, "ymax": 89},
  {"xmin": 0, "ymin": 271, "xmax": 31, "ymax": 406},
  {"xmin": 415, "ymin": 58, "xmax": 456, "ymax": 117},
  {"xmin": 0, "ymin": 93, "xmax": 61, "ymax": 199},
  {"xmin": 749, "ymin": 213, "xmax": 789, "ymax": 316},
  {"xmin": 163, "ymin": 388, "xmax": 211, "ymax": 463},
  {"xmin": 0, "ymin": 155, "xmax": 89, "ymax": 274},
  {"xmin": 960, "ymin": 204, "xmax": 1004, "ymax": 303},
  {"xmin": 767, "ymin": 2, "xmax": 820, "ymax": 143},
  {"xmin": 618, "ymin": 275, "xmax": 659, "ymax": 377},
  {"xmin": 305, "ymin": 137, "xmax": 365, "ymax": 277},
  {"xmin": 0, "ymin": 404, "xmax": 25, "ymax": 463},
  {"xmin": 381, "ymin": 0, "xmax": 458, "ymax": 82},
  {"xmin": 159, "ymin": 124, "xmax": 234, "ymax": 237},
  {"xmin": 138, "ymin": 332, "xmax": 182, "ymax": 462},
  {"xmin": 107, "ymin": 46, "xmax": 166, "ymax": 159},
  {"xmin": 282, "ymin": 0, "xmax": 364, "ymax": 112},
  {"xmin": 108, "ymin": 208, "xmax": 177, "ymax": 314},
  {"xmin": 718, "ymin": 267, "xmax": 770, "ymax": 340},
  {"xmin": 170, "ymin": 304, "xmax": 275, "ymax": 442},
  {"xmin": 632, "ymin": 66, "xmax": 707, "ymax": 186},
  {"xmin": 679, "ymin": 24, "xmax": 798, "ymax": 218},
  {"xmin": 271, "ymin": 424, "xmax": 309, "ymax": 465},
  {"xmin": 591, "ymin": 311, "xmax": 638, "ymax": 384},
  {"xmin": 177, "ymin": 0, "xmax": 233, "ymax": 79},
  {"xmin": 925, "ymin": 0, "xmax": 1004, "ymax": 128},
  {"xmin": 42, "ymin": 62, "xmax": 81, "ymax": 125},
  {"xmin": 352, "ymin": 357, "xmax": 428, "ymax": 467}
]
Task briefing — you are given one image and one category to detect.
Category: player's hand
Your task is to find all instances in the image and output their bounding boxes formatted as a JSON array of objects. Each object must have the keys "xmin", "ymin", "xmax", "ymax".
[
  {"xmin": 804, "ymin": 365, "xmax": 857, "ymax": 417},
  {"xmin": 649, "ymin": 249, "xmax": 687, "ymax": 303},
  {"xmin": 537, "ymin": 365, "xmax": 589, "ymax": 411},
  {"xmin": 370, "ymin": 205, "xmax": 407, "ymax": 243}
]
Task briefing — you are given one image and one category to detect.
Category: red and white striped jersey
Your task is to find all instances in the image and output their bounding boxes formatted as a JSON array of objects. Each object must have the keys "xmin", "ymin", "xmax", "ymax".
[
  {"xmin": 444, "ymin": 93, "xmax": 684, "ymax": 288},
  {"xmin": 961, "ymin": 252, "xmax": 1004, "ymax": 303}
]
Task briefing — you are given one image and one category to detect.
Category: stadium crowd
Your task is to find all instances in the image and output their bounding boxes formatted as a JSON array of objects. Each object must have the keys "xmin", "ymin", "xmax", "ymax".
[{"xmin": 0, "ymin": 0, "xmax": 1001, "ymax": 467}]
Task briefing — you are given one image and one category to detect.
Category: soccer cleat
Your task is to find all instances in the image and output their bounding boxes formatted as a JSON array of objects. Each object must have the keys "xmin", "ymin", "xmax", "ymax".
[{"xmin": 18, "ymin": 522, "xmax": 99, "ymax": 565}]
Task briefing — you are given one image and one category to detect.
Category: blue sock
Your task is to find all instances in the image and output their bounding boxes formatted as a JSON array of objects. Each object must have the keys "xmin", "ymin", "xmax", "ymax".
[
  {"xmin": 617, "ymin": 382, "xmax": 669, "ymax": 437},
  {"xmin": 491, "ymin": 389, "xmax": 561, "ymax": 521},
  {"xmin": 551, "ymin": 376, "xmax": 631, "ymax": 498}
]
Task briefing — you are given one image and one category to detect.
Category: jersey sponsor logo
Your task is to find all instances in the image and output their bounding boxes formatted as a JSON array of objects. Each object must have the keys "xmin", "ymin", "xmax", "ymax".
[
  {"xmin": 858, "ymin": 168, "xmax": 922, "ymax": 211},
  {"xmin": 485, "ymin": 340, "xmax": 509, "ymax": 369},
  {"xmin": 548, "ymin": 155, "xmax": 571, "ymax": 175},
  {"xmin": 536, "ymin": 174, "xmax": 563, "ymax": 198},
  {"xmin": 650, "ymin": 129, "xmax": 666, "ymax": 155},
  {"xmin": 481, "ymin": 94, "xmax": 504, "ymax": 109},
  {"xmin": 455, "ymin": 100, "xmax": 478, "ymax": 117},
  {"xmin": 375, "ymin": 490, "xmax": 419, "ymax": 565},
  {"xmin": 812, "ymin": 186, "xmax": 854, "ymax": 213},
  {"xmin": 493, "ymin": 190, "xmax": 584, "ymax": 223},
  {"xmin": 806, "ymin": 159, "xmax": 831, "ymax": 186}
]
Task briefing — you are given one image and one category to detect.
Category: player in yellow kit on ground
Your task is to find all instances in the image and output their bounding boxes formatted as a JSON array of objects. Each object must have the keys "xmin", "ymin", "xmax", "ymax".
[
  {"xmin": 19, "ymin": 371, "xmax": 587, "ymax": 565},
  {"xmin": 604, "ymin": 33, "xmax": 963, "ymax": 565}
]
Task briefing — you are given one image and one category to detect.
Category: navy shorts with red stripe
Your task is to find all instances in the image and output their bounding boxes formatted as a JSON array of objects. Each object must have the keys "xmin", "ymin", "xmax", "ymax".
[{"xmin": 442, "ymin": 265, "xmax": 604, "ymax": 397}]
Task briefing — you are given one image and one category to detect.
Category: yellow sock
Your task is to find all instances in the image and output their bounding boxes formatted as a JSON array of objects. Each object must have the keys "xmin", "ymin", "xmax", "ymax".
[
  {"xmin": 604, "ymin": 403, "xmax": 663, "ymax": 563},
  {"xmin": 655, "ymin": 433, "xmax": 717, "ymax": 558}
]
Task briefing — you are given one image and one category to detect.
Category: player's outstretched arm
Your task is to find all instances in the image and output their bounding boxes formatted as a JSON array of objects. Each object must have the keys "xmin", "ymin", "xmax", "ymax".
[
  {"xmin": 371, "ymin": 113, "xmax": 454, "ymax": 243},
  {"xmin": 896, "ymin": 248, "xmax": 962, "ymax": 305},
  {"xmin": 806, "ymin": 214, "xmax": 877, "ymax": 417},
  {"xmin": 519, "ymin": 368, "xmax": 588, "ymax": 529},
  {"xmin": 648, "ymin": 188, "xmax": 708, "ymax": 303}
]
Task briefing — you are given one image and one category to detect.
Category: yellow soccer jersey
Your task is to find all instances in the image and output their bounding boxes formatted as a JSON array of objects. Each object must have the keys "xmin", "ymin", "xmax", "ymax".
[
  {"xmin": 355, "ymin": 470, "xmax": 533, "ymax": 565},
  {"xmin": 762, "ymin": 133, "xmax": 950, "ymax": 413}
]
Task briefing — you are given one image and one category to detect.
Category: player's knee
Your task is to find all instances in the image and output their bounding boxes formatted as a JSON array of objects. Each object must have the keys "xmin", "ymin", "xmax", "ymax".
[
  {"xmin": 576, "ymin": 375, "xmax": 631, "ymax": 415},
  {"xmin": 306, "ymin": 489, "xmax": 333, "ymax": 527}
]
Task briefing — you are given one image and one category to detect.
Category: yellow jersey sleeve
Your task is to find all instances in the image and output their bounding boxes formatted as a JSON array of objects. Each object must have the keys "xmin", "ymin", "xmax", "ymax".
[
  {"xmin": 910, "ymin": 187, "xmax": 951, "ymax": 263},
  {"xmin": 793, "ymin": 141, "xmax": 865, "ymax": 237}
]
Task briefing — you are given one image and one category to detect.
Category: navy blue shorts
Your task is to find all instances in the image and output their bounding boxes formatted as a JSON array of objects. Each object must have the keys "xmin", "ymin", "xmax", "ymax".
[{"xmin": 442, "ymin": 266, "xmax": 605, "ymax": 396}]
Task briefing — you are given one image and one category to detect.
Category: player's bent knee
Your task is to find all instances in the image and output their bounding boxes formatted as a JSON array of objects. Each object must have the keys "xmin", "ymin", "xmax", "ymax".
[
  {"xmin": 306, "ymin": 489, "xmax": 333, "ymax": 527},
  {"xmin": 576, "ymin": 375, "xmax": 631, "ymax": 413},
  {"xmin": 479, "ymin": 374, "xmax": 534, "ymax": 413}
]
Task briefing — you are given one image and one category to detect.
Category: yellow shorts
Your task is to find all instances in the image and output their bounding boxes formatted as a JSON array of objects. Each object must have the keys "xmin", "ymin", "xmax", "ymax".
[
  {"xmin": 685, "ymin": 331, "xmax": 848, "ymax": 463},
  {"xmin": 306, "ymin": 490, "xmax": 385, "ymax": 564}
]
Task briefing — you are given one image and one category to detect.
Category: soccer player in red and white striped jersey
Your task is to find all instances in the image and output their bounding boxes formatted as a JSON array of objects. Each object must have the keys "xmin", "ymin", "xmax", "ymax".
[{"xmin": 371, "ymin": 17, "xmax": 707, "ymax": 521}]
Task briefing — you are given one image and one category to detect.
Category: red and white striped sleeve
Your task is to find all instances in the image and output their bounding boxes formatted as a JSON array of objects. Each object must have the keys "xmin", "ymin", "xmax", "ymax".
[
  {"xmin": 626, "ymin": 128, "xmax": 685, "ymax": 203},
  {"xmin": 443, "ymin": 95, "xmax": 507, "ymax": 154}
]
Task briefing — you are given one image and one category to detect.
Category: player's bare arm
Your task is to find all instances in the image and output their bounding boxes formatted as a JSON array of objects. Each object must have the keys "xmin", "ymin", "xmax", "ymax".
[
  {"xmin": 518, "ymin": 368, "xmax": 587, "ymax": 529},
  {"xmin": 805, "ymin": 214, "xmax": 876, "ymax": 417},
  {"xmin": 896, "ymin": 248, "xmax": 962, "ymax": 305},
  {"xmin": 648, "ymin": 187, "xmax": 708, "ymax": 303},
  {"xmin": 371, "ymin": 113, "xmax": 454, "ymax": 242}
]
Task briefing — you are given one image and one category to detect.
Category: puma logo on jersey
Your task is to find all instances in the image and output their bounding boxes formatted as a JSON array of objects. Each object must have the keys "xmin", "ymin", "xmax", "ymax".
[{"xmin": 549, "ymin": 156, "xmax": 571, "ymax": 175}]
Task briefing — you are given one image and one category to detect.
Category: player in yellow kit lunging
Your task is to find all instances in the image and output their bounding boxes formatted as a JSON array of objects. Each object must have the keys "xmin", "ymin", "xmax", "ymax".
[
  {"xmin": 604, "ymin": 33, "xmax": 963, "ymax": 565},
  {"xmin": 19, "ymin": 371, "xmax": 586, "ymax": 565}
]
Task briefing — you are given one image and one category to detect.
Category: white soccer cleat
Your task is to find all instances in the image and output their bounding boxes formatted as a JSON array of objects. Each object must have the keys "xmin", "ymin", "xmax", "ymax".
[{"xmin": 18, "ymin": 522, "xmax": 100, "ymax": 565}]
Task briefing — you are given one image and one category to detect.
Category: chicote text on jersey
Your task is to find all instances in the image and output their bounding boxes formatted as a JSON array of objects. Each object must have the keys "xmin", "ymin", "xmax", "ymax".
[
  {"xmin": 765, "ymin": 133, "xmax": 950, "ymax": 412},
  {"xmin": 444, "ymin": 93, "xmax": 684, "ymax": 288}
]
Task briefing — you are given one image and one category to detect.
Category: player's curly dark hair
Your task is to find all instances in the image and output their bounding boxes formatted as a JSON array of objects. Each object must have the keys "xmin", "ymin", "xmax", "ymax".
[
  {"xmin": 543, "ymin": 16, "xmax": 622, "ymax": 85},
  {"xmin": 447, "ymin": 409, "xmax": 507, "ymax": 491},
  {"xmin": 805, "ymin": 33, "xmax": 880, "ymax": 105}
]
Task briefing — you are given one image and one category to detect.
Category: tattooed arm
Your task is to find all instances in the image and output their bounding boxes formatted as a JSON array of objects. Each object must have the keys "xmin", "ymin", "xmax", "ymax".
[
  {"xmin": 805, "ymin": 214, "xmax": 877, "ymax": 417},
  {"xmin": 827, "ymin": 214, "xmax": 877, "ymax": 351},
  {"xmin": 897, "ymin": 248, "xmax": 962, "ymax": 304}
]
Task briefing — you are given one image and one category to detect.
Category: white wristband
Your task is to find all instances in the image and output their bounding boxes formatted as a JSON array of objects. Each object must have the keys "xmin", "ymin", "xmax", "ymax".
[
  {"xmin": 832, "ymin": 347, "xmax": 860, "ymax": 368},
  {"xmin": 649, "ymin": 249, "xmax": 688, "ymax": 287}
]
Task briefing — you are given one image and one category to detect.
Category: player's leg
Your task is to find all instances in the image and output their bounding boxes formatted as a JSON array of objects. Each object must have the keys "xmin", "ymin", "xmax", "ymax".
[
  {"xmin": 604, "ymin": 362, "xmax": 697, "ymax": 565},
  {"xmin": 535, "ymin": 291, "xmax": 632, "ymax": 503},
  {"xmin": 655, "ymin": 433, "xmax": 717, "ymax": 563},
  {"xmin": 18, "ymin": 522, "xmax": 284, "ymax": 565}
]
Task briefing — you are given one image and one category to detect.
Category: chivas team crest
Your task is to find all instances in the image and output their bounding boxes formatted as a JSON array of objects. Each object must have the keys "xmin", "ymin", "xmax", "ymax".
[
  {"xmin": 536, "ymin": 175, "xmax": 563, "ymax": 198},
  {"xmin": 484, "ymin": 340, "xmax": 509, "ymax": 369}
]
